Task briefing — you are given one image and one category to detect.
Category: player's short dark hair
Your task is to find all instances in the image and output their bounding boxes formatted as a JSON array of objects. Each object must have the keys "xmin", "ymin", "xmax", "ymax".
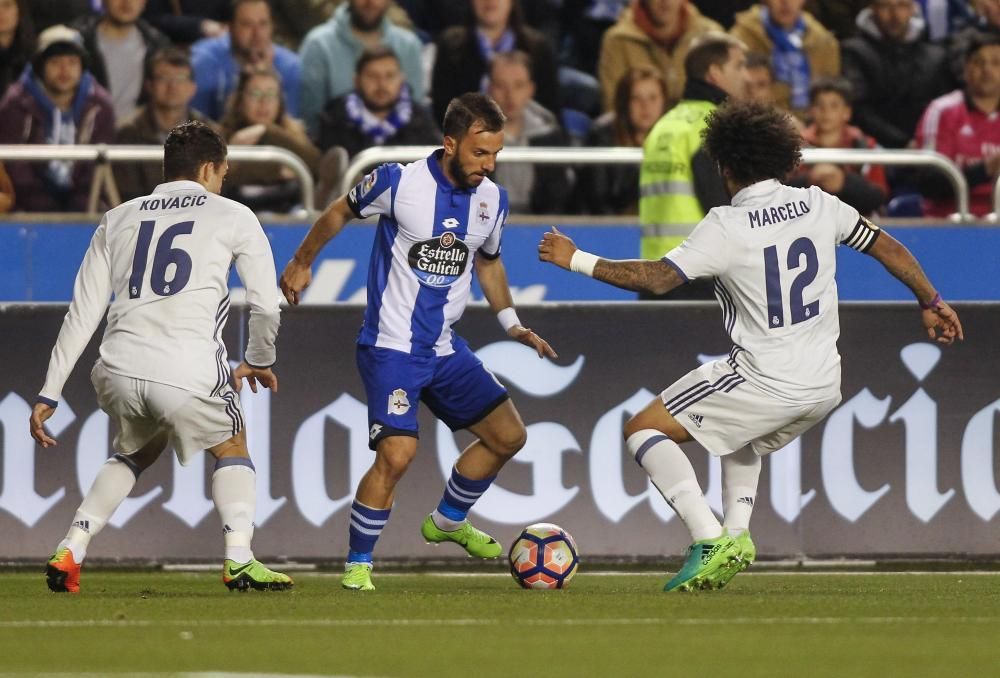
[
  {"xmin": 702, "ymin": 101, "xmax": 802, "ymax": 186},
  {"xmin": 442, "ymin": 92, "xmax": 506, "ymax": 139},
  {"xmin": 685, "ymin": 33, "xmax": 746, "ymax": 81},
  {"xmin": 965, "ymin": 31, "xmax": 1000, "ymax": 62},
  {"xmin": 163, "ymin": 120, "xmax": 227, "ymax": 181},
  {"xmin": 144, "ymin": 46, "xmax": 192, "ymax": 82},
  {"xmin": 809, "ymin": 76, "xmax": 854, "ymax": 106},
  {"xmin": 355, "ymin": 45, "xmax": 399, "ymax": 75}
]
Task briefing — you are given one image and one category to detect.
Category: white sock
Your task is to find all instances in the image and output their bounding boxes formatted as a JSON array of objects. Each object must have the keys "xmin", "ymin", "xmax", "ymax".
[
  {"xmin": 722, "ymin": 447, "xmax": 762, "ymax": 537},
  {"xmin": 430, "ymin": 510, "xmax": 464, "ymax": 531},
  {"xmin": 60, "ymin": 456, "xmax": 139, "ymax": 563},
  {"xmin": 627, "ymin": 430, "xmax": 722, "ymax": 542},
  {"xmin": 212, "ymin": 460, "xmax": 256, "ymax": 564}
]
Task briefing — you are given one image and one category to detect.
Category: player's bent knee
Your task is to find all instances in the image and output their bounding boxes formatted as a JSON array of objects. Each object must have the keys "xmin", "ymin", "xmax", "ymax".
[
  {"xmin": 374, "ymin": 437, "xmax": 418, "ymax": 480},
  {"xmin": 492, "ymin": 425, "xmax": 527, "ymax": 458}
]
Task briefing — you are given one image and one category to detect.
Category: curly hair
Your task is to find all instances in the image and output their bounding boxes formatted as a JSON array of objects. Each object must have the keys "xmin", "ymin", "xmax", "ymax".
[{"xmin": 701, "ymin": 101, "xmax": 802, "ymax": 186}]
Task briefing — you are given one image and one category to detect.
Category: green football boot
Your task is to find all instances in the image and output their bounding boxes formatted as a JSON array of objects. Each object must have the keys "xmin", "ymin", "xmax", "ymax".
[
  {"xmin": 223, "ymin": 558, "xmax": 293, "ymax": 592},
  {"xmin": 341, "ymin": 562, "xmax": 375, "ymax": 591},
  {"xmin": 663, "ymin": 535, "xmax": 739, "ymax": 592},
  {"xmin": 420, "ymin": 514, "xmax": 503, "ymax": 559},
  {"xmin": 713, "ymin": 531, "xmax": 757, "ymax": 589}
]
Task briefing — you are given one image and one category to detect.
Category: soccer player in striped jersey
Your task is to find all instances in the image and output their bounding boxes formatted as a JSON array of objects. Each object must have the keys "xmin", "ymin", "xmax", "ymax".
[
  {"xmin": 29, "ymin": 121, "xmax": 292, "ymax": 593},
  {"xmin": 540, "ymin": 101, "xmax": 964, "ymax": 592},
  {"xmin": 281, "ymin": 93, "xmax": 556, "ymax": 591}
]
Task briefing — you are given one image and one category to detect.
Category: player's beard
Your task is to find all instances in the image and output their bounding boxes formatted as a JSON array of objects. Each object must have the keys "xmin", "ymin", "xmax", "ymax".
[
  {"xmin": 350, "ymin": 7, "xmax": 384, "ymax": 32},
  {"xmin": 448, "ymin": 153, "xmax": 488, "ymax": 189}
]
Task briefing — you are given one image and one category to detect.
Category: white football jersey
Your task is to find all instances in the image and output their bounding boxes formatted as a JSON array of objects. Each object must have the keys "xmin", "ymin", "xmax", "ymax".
[
  {"xmin": 347, "ymin": 151, "xmax": 508, "ymax": 357},
  {"xmin": 40, "ymin": 180, "xmax": 281, "ymax": 403},
  {"xmin": 664, "ymin": 179, "xmax": 880, "ymax": 403}
]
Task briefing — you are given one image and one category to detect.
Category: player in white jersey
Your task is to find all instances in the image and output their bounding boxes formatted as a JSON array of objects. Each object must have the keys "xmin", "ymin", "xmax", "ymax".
[
  {"xmin": 28, "ymin": 121, "xmax": 293, "ymax": 593},
  {"xmin": 281, "ymin": 93, "xmax": 556, "ymax": 591},
  {"xmin": 539, "ymin": 101, "xmax": 964, "ymax": 592}
]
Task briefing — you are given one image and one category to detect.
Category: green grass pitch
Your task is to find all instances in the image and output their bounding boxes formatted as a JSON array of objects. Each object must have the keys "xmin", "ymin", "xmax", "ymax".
[{"xmin": 1, "ymin": 570, "xmax": 998, "ymax": 677}]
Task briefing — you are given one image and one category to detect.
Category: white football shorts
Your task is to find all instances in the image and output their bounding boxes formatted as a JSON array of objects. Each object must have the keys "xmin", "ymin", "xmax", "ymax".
[
  {"xmin": 659, "ymin": 358, "xmax": 841, "ymax": 457},
  {"xmin": 91, "ymin": 360, "xmax": 244, "ymax": 465}
]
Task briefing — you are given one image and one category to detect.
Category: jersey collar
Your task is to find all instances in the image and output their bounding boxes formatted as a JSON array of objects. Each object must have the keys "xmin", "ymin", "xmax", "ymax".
[
  {"xmin": 427, "ymin": 149, "xmax": 474, "ymax": 194},
  {"xmin": 731, "ymin": 179, "xmax": 782, "ymax": 206},
  {"xmin": 152, "ymin": 180, "xmax": 207, "ymax": 193}
]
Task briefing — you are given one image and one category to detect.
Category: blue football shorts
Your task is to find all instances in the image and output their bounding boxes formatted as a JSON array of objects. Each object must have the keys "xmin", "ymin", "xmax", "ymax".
[{"xmin": 356, "ymin": 338, "xmax": 509, "ymax": 450}]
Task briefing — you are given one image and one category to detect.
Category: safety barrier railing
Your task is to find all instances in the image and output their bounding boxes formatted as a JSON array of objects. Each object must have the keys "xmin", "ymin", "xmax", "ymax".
[
  {"xmin": 338, "ymin": 146, "xmax": 972, "ymax": 222},
  {"xmin": 0, "ymin": 144, "xmax": 315, "ymax": 214}
]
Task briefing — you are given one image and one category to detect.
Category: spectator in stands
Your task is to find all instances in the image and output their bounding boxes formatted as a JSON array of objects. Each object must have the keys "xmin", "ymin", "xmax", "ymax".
[
  {"xmin": 433, "ymin": 0, "xmax": 561, "ymax": 126},
  {"xmin": 599, "ymin": 0, "xmax": 722, "ymax": 112},
  {"xmin": 115, "ymin": 47, "xmax": 212, "ymax": 201},
  {"xmin": 191, "ymin": 0, "xmax": 301, "ymax": 121},
  {"xmin": 0, "ymin": 0, "xmax": 34, "ymax": 98},
  {"xmin": 745, "ymin": 52, "xmax": 775, "ymax": 103},
  {"xmin": 487, "ymin": 51, "xmax": 571, "ymax": 214},
  {"xmin": 141, "ymin": 0, "xmax": 227, "ymax": 45},
  {"xmin": 299, "ymin": 0, "xmax": 423, "ymax": 138},
  {"xmin": 639, "ymin": 32, "xmax": 748, "ymax": 296},
  {"xmin": 694, "ymin": 0, "xmax": 755, "ymax": 29},
  {"xmin": 577, "ymin": 67, "xmax": 668, "ymax": 215},
  {"xmin": 729, "ymin": 0, "xmax": 840, "ymax": 114},
  {"xmin": 270, "ymin": 0, "xmax": 415, "ymax": 50},
  {"xmin": 842, "ymin": 0, "xmax": 953, "ymax": 150},
  {"xmin": 29, "ymin": 1, "xmax": 92, "ymax": 34},
  {"xmin": 791, "ymin": 77, "xmax": 887, "ymax": 215},
  {"xmin": 74, "ymin": 0, "xmax": 170, "ymax": 123},
  {"xmin": 0, "ymin": 25, "xmax": 115, "ymax": 212},
  {"xmin": 949, "ymin": 0, "xmax": 1000, "ymax": 82},
  {"xmin": 916, "ymin": 32, "xmax": 1000, "ymax": 217},
  {"xmin": 0, "ymin": 161, "xmax": 13, "ymax": 212},
  {"xmin": 221, "ymin": 65, "xmax": 320, "ymax": 212},
  {"xmin": 316, "ymin": 45, "xmax": 438, "ymax": 155}
]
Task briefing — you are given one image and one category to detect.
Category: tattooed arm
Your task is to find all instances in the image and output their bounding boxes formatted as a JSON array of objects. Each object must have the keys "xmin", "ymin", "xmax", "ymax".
[
  {"xmin": 865, "ymin": 230, "xmax": 964, "ymax": 344},
  {"xmin": 538, "ymin": 227, "xmax": 685, "ymax": 296}
]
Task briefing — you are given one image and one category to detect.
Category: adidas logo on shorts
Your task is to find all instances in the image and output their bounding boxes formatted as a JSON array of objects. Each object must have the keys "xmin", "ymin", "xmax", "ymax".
[{"xmin": 687, "ymin": 413, "xmax": 704, "ymax": 428}]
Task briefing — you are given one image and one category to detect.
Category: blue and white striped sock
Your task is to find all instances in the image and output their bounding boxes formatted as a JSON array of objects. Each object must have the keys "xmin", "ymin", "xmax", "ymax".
[
  {"xmin": 347, "ymin": 500, "xmax": 391, "ymax": 565},
  {"xmin": 431, "ymin": 468, "xmax": 496, "ymax": 531}
]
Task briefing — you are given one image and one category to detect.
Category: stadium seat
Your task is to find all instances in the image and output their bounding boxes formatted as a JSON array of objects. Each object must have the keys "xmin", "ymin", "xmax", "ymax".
[{"xmin": 887, "ymin": 193, "xmax": 924, "ymax": 218}]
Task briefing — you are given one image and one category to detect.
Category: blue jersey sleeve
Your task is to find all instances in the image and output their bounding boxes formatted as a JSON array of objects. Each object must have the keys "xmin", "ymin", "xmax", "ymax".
[
  {"xmin": 480, "ymin": 185, "xmax": 508, "ymax": 259},
  {"xmin": 346, "ymin": 163, "xmax": 402, "ymax": 219}
]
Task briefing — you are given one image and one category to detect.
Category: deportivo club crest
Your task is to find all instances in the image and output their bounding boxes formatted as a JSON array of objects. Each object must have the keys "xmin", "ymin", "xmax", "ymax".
[
  {"xmin": 388, "ymin": 388, "xmax": 410, "ymax": 415},
  {"xmin": 477, "ymin": 201, "xmax": 490, "ymax": 226}
]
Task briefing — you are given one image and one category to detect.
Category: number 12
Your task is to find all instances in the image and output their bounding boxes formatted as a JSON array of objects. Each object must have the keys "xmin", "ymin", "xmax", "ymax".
[{"xmin": 763, "ymin": 237, "xmax": 819, "ymax": 328}]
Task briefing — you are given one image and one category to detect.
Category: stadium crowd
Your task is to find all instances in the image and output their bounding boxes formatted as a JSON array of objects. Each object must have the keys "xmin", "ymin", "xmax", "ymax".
[{"xmin": 0, "ymin": 0, "xmax": 997, "ymax": 217}]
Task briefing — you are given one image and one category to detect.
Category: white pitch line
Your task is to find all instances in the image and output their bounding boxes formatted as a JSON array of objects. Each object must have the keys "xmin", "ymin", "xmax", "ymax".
[
  {"xmin": 1, "ymin": 616, "xmax": 998, "ymax": 630},
  {"xmin": 300, "ymin": 570, "xmax": 1000, "ymax": 577}
]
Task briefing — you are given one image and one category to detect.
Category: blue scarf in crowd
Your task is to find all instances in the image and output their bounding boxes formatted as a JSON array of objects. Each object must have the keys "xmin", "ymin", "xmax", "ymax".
[
  {"xmin": 20, "ymin": 66, "xmax": 95, "ymax": 189},
  {"xmin": 345, "ymin": 84, "xmax": 413, "ymax": 146},
  {"xmin": 762, "ymin": 7, "xmax": 810, "ymax": 110},
  {"xmin": 476, "ymin": 28, "xmax": 517, "ymax": 92}
]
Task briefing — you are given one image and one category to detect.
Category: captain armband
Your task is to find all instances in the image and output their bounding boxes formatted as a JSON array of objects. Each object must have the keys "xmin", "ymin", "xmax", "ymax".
[{"xmin": 842, "ymin": 216, "xmax": 881, "ymax": 253}]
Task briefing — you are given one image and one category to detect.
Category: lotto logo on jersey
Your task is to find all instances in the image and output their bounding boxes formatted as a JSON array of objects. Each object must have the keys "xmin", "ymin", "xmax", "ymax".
[
  {"xmin": 388, "ymin": 388, "xmax": 410, "ymax": 415},
  {"xmin": 407, "ymin": 237, "xmax": 470, "ymax": 288}
]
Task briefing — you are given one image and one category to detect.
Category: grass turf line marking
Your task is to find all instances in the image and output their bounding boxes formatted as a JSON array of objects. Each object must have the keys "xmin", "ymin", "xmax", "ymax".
[{"xmin": 2, "ymin": 617, "xmax": 999, "ymax": 629}]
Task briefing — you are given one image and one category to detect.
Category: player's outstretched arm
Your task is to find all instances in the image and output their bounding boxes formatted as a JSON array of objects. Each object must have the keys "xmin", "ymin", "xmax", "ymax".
[
  {"xmin": 865, "ymin": 230, "xmax": 964, "ymax": 344},
  {"xmin": 538, "ymin": 226, "xmax": 684, "ymax": 295},
  {"xmin": 475, "ymin": 252, "xmax": 557, "ymax": 360},
  {"xmin": 280, "ymin": 195, "xmax": 355, "ymax": 305}
]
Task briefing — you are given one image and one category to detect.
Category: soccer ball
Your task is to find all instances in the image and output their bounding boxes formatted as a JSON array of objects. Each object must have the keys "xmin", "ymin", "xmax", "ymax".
[{"xmin": 508, "ymin": 523, "xmax": 579, "ymax": 589}]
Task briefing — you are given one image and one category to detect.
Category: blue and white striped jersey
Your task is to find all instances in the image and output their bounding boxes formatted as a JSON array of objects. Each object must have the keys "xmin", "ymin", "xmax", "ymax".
[{"xmin": 346, "ymin": 150, "xmax": 509, "ymax": 357}]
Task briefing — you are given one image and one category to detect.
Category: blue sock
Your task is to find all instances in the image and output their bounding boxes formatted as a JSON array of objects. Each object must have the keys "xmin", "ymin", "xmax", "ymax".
[
  {"xmin": 347, "ymin": 500, "xmax": 391, "ymax": 565},
  {"xmin": 434, "ymin": 468, "xmax": 496, "ymax": 525}
]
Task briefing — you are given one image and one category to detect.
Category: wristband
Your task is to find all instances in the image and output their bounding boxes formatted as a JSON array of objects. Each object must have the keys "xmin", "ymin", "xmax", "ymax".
[
  {"xmin": 570, "ymin": 250, "xmax": 599, "ymax": 277},
  {"xmin": 919, "ymin": 293, "xmax": 942, "ymax": 310},
  {"xmin": 497, "ymin": 307, "xmax": 521, "ymax": 332}
]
